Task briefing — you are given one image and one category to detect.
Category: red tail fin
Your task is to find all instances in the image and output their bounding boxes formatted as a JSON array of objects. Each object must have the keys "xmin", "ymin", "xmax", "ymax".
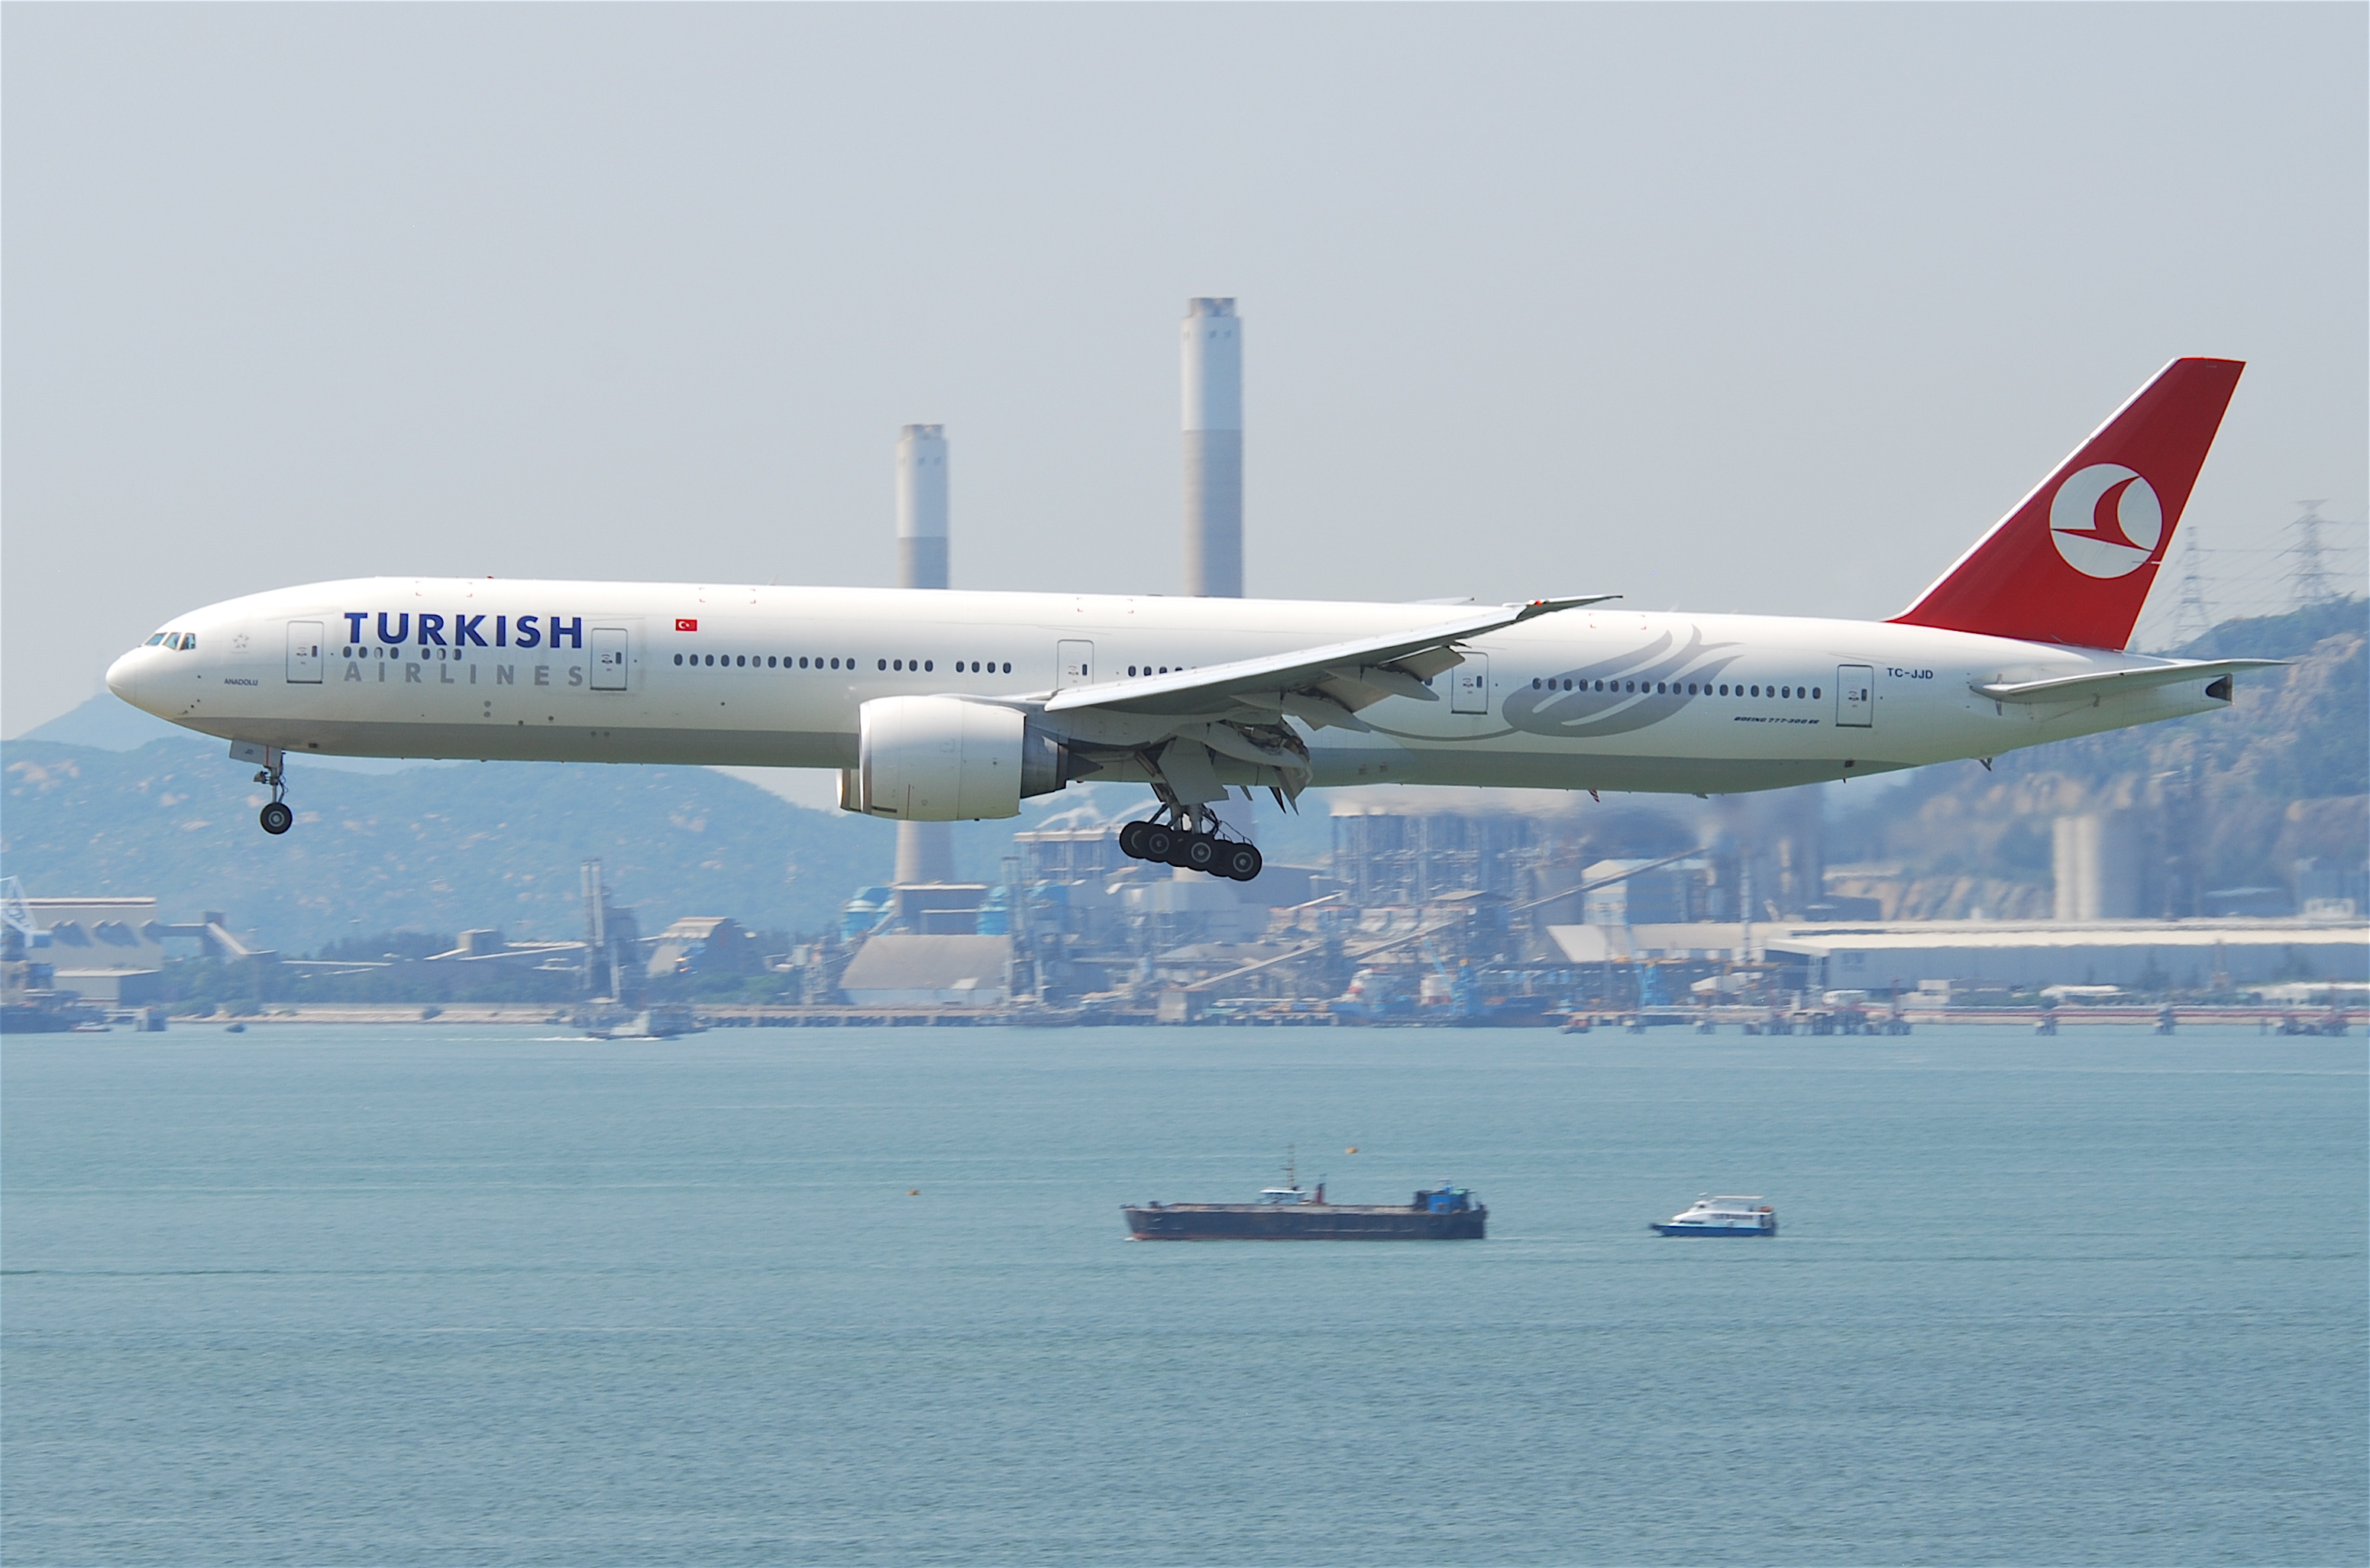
[{"xmin": 1892, "ymin": 357, "xmax": 2243, "ymax": 649}]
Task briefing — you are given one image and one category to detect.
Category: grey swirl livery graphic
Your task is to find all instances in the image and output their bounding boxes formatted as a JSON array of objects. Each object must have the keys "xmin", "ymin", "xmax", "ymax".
[{"xmin": 1501, "ymin": 627, "xmax": 1742, "ymax": 739}]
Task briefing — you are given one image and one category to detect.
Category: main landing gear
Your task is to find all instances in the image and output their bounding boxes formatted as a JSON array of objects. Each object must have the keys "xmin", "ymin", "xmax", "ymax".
[{"xmin": 1118, "ymin": 813, "xmax": 1263, "ymax": 881}]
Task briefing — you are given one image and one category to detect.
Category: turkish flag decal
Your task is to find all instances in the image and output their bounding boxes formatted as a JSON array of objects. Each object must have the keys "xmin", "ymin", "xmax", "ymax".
[{"xmin": 675, "ymin": 619, "xmax": 697, "ymax": 632}]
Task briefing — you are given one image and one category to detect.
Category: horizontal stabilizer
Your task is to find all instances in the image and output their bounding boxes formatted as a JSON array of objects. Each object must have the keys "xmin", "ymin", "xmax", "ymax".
[{"xmin": 1972, "ymin": 658, "xmax": 2281, "ymax": 704}]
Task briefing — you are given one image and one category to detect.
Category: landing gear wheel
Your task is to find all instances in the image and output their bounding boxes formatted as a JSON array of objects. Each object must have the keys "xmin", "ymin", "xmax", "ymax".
[
  {"xmin": 1118, "ymin": 820, "xmax": 1151, "ymax": 859},
  {"xmin": 1139, "ymin": 823, "xmax": 1179, "ymax": 863},
  {"xmin": 1218, "ymin": 842, "xmax": 1263, "ymax": 881},
  {"xmin": 1182, "ymin": 833, "xmax": 1219, "ymax": 872},
  {"xmin": 259, "ymin": 800, "xmax": 293, "ymax": 836}
]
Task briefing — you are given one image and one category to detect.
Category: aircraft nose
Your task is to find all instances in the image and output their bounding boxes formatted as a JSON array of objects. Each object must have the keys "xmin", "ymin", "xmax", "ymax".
[{"xmin": 105, "ymin": 648, "xmax": 142, "ymax": 708}]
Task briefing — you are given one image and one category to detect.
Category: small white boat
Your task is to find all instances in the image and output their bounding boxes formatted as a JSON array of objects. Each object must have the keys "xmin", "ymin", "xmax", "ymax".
[{"xmin": 1651, "ymin": 1195, "xmax": 1777, "ymax": 1237}]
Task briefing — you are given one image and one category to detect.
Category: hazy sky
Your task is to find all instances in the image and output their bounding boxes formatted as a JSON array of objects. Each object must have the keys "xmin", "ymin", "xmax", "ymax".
[{"xmin": 6, "ymin": 4, "xmax": 2364, "ymax": 736}]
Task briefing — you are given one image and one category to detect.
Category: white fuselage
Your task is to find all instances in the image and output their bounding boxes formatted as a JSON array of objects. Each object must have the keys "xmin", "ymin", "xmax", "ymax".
[{"xmin": 108, "ymin": 577, "xmax": 2226, "ymax": 800}]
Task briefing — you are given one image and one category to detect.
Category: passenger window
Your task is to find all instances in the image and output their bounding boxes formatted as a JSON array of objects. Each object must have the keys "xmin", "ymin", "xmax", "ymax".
[{"xmin": 1813, "ymin": 687, "xmax": 1822, "ymax": 699}]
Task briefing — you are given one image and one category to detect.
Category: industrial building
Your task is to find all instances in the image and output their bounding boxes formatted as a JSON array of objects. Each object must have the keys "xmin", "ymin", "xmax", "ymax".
[
  {"xmin": 839, "ymin": 935, "xmax": 1014, "ymax": 1007},
  {"xmin": 10, "ymin": 897, "xmax": 273, "ymax": 1004},
  {"xmin": 1758, "ymin": 917, "xmax": 2368, "ymax": 992}
]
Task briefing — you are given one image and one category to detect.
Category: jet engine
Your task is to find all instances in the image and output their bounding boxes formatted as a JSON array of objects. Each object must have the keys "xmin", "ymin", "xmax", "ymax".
[{"xmin": 849, "ymin": 696, "xmax": 1072, "ymax": 820}]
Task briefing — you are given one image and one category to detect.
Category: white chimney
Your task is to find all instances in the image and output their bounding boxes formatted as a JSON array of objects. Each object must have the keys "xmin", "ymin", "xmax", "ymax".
[
  {"xmin": 895, "ymin": 423, "xmax": 949, "ymax": 592},
  {"xmin": 894, "ymin": 423, "xmax": 955, "ymax": 887},
  {"xmin": 1182, "ymin": 299, "xmax": 1243, "ymax": 597}
]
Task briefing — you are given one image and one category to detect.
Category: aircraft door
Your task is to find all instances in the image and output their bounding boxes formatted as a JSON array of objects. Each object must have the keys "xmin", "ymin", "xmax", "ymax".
[
  {"xmin": 1056, "ymin": 640, "xmax": 1094, "ymax": 691},
  {"xmin": 1835, "ymin": 664, "xmax": 1874, "ymax": 727},
  {"xmin": 591, "ymin": 626, "xmax": 629, "ymax": 690},
  {"xmin": 286, "ymin": 621, "xmax": 323, "ymax": 684},
  {"xmin": 1450, "ymin": 654, "xmax": 1490, "ymax": 714}
]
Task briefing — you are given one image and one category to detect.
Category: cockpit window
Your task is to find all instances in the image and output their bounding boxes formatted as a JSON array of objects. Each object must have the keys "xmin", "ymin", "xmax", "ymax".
[
  {"xmin": 144, "ymin": 633, "xmax": 167, "ymax": 646},
  {"xmin": 181, "ymin": 633, "xmax": 196, "ymax": 651}
]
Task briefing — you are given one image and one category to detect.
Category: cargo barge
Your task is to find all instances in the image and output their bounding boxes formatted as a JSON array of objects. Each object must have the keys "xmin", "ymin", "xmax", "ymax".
[{"xmin": 1124, "ymin": 1162, "xmax": 1485, "ymax": 1240}]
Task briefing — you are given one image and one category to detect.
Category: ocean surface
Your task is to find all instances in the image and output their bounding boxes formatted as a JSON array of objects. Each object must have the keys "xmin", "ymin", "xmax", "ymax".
[{"xmin": 4, "ymin": 1024, "xmax": 2363, "ymax": 1566}]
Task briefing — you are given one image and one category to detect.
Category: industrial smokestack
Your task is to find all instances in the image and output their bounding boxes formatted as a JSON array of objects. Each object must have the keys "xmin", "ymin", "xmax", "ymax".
[
  {"xmin": 895, "ymin": 424, "xmax": 949, "ymax": 591},
  {"xmin": 1182, "ymin": 298, "xmax": 1243, "ymax": 597},
  {"xmin": 894, "ymin": 423, "xmax": 955, "ymax": 887}
]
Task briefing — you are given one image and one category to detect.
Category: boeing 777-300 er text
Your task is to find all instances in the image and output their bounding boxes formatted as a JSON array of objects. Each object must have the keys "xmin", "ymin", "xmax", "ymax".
[{"xmin": 110, "ymin": 357, "xmax": 2271, "ymax": 881}]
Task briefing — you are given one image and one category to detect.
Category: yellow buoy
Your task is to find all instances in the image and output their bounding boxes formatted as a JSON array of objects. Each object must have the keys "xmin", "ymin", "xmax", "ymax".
[{"xmin": 1346, "ymin": 1146, "xmax": 1358, "ymax": 1154}]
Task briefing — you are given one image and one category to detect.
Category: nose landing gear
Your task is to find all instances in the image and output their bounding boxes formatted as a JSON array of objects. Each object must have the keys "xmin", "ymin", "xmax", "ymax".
[
  {"xmin": 1118, "ymin": 810, "xmax": 1262, "ymax": 881},
  {"xmin": 241, "ymin": 744, "xmax": 293, "ymax": 835}
]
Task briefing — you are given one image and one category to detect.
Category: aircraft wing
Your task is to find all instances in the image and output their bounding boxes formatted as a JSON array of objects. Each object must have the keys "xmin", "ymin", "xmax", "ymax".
[
  {"xmin": 1042, "ymin": 596, "xmax": 1613, "ymax": 722},
  {"xmin": 1971, "ymin": 658, "xmax": 2283, "ymax": 705}
]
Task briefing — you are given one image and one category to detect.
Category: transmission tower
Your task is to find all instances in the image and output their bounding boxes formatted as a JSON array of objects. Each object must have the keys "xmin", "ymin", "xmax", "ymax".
[
  {"xmin": 2287, "ymin": 501, "xmax": 2333, "ymax": 608},
  {"xmin": 2171, "ymin": 525, "xmax": 2213, "ymax": 644}
]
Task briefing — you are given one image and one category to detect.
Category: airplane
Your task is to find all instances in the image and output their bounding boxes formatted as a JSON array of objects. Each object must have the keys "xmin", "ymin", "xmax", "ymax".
[{"xmin": 108, "ymin": 357, "xmax": 2274, "ymax": 882}]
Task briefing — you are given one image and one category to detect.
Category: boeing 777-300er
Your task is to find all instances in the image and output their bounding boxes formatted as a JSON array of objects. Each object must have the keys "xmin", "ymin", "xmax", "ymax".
[{"xmin": 109, "ymin": 357, "xmax": 2271, "ymax": 881}]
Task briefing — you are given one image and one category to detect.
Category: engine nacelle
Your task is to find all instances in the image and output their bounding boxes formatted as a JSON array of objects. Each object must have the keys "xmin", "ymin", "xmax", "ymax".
[{"xmin": 852, "ymin": 696, "xmax": 1069, "ymax": 821}]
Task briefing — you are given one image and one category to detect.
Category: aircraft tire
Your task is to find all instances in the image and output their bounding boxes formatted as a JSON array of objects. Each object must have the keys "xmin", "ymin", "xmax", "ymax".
[
  {"xmin": 259, "ymin": 801, "xmax": 293, "ymax": 836},
  {"xmin": 1118, "ymin": 820, "xmax": 1151, "ymax": 859},
  {"xmin": 1139, "ymin": 823, "xmax": 1179, "ymax": 863},
  {"xmin": 1219, "ymin": 842, "xmax": 1262, "ymax": 881},
  {"xmin": 1182, "ymin": 833, "xmax": 1219, "ymax": 873}
]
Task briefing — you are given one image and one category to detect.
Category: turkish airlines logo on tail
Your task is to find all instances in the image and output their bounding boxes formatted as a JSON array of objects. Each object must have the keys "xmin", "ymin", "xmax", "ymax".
[{"xmin": 2048, "ymin": 464, "xmax": 2164, "ymax": 579}]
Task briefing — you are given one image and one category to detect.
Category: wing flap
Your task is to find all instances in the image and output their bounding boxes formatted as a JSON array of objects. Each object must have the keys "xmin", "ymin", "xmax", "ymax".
[{"xmin": 1038, "ymin": 595, "xmax": 1612, "ymax": 718}]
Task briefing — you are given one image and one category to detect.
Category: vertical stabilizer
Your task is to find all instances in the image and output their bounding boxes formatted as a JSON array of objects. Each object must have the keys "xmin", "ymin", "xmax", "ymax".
[{"xmin": 1892, "ymin": 357, "xmax": 2243, "ymax": 649}]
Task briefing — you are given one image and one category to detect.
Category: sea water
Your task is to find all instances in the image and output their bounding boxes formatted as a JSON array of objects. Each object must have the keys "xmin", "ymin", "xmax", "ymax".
[{"xmin": 4, "ymin": 1026, "xmax": 2362, "ymax": 1566}]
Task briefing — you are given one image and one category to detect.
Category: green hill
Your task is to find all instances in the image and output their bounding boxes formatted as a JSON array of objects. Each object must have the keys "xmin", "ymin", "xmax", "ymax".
[
  {"xmin": 2, "ymin": 737, "xmax": 894, "ymax": 950},
  {"xmin": 1827, "ymin": 600, "xmax": 2368, "ymax": 913}
]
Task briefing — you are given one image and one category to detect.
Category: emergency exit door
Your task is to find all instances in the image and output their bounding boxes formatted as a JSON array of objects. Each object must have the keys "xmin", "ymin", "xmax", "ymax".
[
  {"xmin": 286, "ymin": 621, "xmax": 323, "ymax": 684},
  {"xmin": 1450, "ymin": 655, "xmax": 1491, "ymax": 714},
  {"xmin": 1835, "ymin": 664, "xmax": 1874, "ymax": 727},
  {"xmin": 1056, "ymin": 640, "xmax": 1094, "ymax": 691},
  {"xmin": 591, "ymin": 627, "xmax": 629, "ymax": 690}
]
